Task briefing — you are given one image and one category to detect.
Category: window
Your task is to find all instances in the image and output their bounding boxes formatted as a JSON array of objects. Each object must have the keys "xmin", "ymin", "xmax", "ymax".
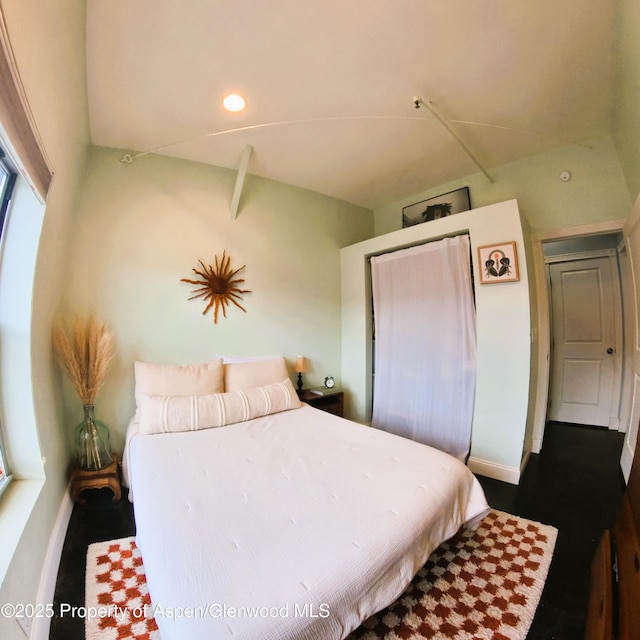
[
  {"xmin": 0, "ymin": 148, "xmax": 17, "ymax": 235},
  {"xmin": 0, "ymin": 145, "xmax": 16, "ymax": 496}
]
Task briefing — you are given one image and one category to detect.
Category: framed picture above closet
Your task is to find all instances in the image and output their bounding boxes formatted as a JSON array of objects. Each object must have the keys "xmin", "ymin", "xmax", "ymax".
[{"xmin": 402, "ymin": 186, "xmax": 470, "ymax": 228}]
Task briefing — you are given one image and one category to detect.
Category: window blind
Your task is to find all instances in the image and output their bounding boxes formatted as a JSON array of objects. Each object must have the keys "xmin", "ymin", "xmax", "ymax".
[{"xmin": 0, "ymin": 6, "xmax": 52, "ymax": 201}]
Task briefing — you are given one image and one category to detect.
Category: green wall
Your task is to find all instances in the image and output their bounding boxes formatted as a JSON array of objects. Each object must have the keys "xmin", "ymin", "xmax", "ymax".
[
  {"xmin": 374, "ymin": 137, "xmax": 631, "ymax": 237},
  {"xmin": 614, "ymin": 0, "xmax": 640, "ymax": 201},
  {"xmin": 60, "ymin": 147, "xmax": 373, "ymax": 452}
]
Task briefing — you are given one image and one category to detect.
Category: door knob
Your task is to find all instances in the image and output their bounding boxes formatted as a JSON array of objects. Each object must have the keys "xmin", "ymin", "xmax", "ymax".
[{"xmin": 607, "ymin": 347, "xmax": 615, "ymax": 354}]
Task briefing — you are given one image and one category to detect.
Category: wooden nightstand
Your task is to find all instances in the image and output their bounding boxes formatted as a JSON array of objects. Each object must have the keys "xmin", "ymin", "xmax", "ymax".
[
  {"xmin": 69, "ymin": 453, "xmax": 121, "ymax": 505},
  {"xmin": 299, "ymin": 389, "xmax": 344, "ymax": 417}
]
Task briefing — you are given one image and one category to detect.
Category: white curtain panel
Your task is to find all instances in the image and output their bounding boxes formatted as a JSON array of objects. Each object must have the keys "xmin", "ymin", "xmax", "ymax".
[{"xmin": 370, "ymin": 234, "xmax": 477, "ymax": 460}]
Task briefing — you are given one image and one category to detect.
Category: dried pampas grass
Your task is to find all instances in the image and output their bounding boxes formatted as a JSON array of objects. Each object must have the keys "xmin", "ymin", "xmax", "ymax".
[{"xmin": 52, "ymin": 316, "xmax": 115, "ymax": 405}]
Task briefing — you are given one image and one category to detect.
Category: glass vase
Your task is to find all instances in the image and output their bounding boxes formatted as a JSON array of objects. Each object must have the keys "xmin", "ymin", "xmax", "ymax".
[{"xmin": 74, "ymin": 404, "xmax": 112, "ymax": 471}]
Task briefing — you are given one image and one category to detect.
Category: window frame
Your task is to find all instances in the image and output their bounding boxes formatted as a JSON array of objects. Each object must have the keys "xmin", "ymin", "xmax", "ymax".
[
  {"xmin": 0, "ymin": 145, "xmax": 17, "ymax": 497},
  {"xmin": 0, "ymin": 147, "xmax": 17, "ymax": 235}
]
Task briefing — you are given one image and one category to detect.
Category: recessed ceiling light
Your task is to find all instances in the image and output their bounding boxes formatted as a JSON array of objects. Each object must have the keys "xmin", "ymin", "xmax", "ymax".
[{"xmin": 223, "ymin": 94, "xmax": 246, "ymax": 112}]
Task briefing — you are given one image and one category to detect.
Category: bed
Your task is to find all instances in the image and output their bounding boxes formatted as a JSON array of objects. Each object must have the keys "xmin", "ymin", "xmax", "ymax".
[{"xmin": 123, "ymin": 356, "xmax": 490, "ymax": 640}]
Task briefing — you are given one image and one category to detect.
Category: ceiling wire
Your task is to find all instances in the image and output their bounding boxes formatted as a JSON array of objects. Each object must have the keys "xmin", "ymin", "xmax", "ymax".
[
  {"xmin": 448, "ymin": 119, "xmax": 592, "ymax": 150},
  {"xmin": 119, "ymin": 115, "xmax": 429, "ymax": 163},
  {"xmin": 119, "ymin": 103, "xmax": 593, "ymax": 178}
]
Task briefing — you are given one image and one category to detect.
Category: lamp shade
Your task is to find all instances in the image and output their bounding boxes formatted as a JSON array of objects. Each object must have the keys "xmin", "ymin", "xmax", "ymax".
[{"xmin": 294, "ymin": 355, "xmax": 308, "ymax": 373}]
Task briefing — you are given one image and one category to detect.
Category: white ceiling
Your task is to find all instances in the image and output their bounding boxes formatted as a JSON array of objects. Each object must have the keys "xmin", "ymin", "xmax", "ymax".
[{"xmin": 86, "ymin": 0, "xmax": 616, "ymax": 210}]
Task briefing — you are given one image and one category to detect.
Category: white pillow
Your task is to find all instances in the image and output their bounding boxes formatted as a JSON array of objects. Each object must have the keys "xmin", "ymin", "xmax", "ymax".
[
  {"xmin": 137, "ymin": 379, "xmax": 301, "ymax": 434},
  {"xmin": 223, "ymin": 356, "xmax": 289, "ymax": 391},
  {"xmin": 134, "ymin": 359, "xmax": 224, "ymax": 409}
]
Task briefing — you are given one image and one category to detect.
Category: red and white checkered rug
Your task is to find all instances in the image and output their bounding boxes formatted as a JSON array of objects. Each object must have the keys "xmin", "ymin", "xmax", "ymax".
[{"xmin": 85, "ymin": 509, "xmax": 556, "ymax": 640}]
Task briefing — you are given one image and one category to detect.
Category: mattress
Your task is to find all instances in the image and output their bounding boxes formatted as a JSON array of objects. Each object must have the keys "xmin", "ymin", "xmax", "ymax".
[{"xmin": 128, "ymin": 403, "xmax": 489, "ymax": 640}]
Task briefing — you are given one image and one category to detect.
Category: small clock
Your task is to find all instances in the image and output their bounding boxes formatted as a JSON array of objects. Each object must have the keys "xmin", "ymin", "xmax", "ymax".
[{"xmin": 324, "ymin": 376, "xmax": 335, "ymax": 389}]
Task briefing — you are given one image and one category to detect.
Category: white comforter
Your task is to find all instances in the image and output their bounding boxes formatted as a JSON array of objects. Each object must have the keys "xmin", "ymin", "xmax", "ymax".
[{"xmin": 128, "ymin": 404, "xmax": 489, "ymax": 640}]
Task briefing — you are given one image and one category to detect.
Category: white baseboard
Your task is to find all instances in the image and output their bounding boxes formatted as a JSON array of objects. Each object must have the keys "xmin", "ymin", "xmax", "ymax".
[
  {"xmin": 467, "ymin": 456, "xmax": 521, "ymax": 485},
  {"xmin": 31, "ymin": 485, "xmax": 73, "ymax": 640}
]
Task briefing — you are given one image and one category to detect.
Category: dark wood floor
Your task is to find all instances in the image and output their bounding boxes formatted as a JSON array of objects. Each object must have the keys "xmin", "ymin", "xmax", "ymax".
[
  {"xmin": 49, "ymin": 421, "xmax": 625, "ymax": 640},
  {"xmin": 479, "ymin": 422, "xmax": 625, "ymax": 639}
]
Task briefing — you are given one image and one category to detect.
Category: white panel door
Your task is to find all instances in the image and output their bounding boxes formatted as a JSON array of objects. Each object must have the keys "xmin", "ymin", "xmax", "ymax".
[{"xmin": 548, "ymin": 256, "xmax": 622, "ymax": 426}]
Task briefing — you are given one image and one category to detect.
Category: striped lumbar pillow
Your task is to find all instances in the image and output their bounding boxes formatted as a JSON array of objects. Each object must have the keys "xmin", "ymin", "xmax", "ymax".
[{"xmin": 137, "ymin": 378, "xmax": 301, "ymax": 434}]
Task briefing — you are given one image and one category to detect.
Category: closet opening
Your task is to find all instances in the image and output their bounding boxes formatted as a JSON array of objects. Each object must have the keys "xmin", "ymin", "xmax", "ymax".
[{"xmin": 368, "ymin": 233, "xmax": 476, "ymax": 461}]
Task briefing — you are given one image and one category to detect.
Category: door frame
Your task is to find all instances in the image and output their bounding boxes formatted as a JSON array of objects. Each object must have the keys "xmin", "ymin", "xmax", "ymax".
[
  {"xmin": 545, "ymin": 250, "xmax": 624, "ymax": 428},
  {"xmin": 530, "ymin": 219, "xmax": 627, "ymax": 453}
]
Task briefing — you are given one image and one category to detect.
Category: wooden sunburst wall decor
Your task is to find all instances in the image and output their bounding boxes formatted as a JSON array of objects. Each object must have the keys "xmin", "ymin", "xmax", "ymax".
[{"xmin": 181, "ymin": 251, "xmax": 251, "ymax": 323}]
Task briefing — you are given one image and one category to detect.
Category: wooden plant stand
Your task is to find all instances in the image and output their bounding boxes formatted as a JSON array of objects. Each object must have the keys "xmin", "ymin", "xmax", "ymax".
[{"xmin": 69, "ymin": 453, "xmax": 121, "ymax": 505}]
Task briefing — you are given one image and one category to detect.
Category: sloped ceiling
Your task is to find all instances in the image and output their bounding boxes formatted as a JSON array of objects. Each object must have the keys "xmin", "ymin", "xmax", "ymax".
[{"xmin": 86, "ymin": 0, "xmax": 616, "ymax": 209}]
